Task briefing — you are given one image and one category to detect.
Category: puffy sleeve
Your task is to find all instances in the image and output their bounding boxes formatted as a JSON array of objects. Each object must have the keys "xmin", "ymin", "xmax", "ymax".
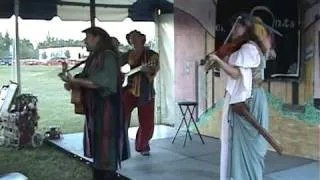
[
  {"xmin": 228, "ymin": 43, "xmax": 261, "ymax": 68},
  {"xmin": 225, "ymin": 43, "xmax": 261, "ymax": 104},
  {"xmin": 230, "ymin": 43, "xmax": 261, "ymax": 91},
  {"xmin": 87, "ymin": 52, "xmax": 117, "ymax": 97}
]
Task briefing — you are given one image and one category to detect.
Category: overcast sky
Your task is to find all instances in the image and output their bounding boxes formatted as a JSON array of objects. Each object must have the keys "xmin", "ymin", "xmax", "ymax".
[{"xmin": 0, "ymin": 16, "xmax": 155, "ymax": 47}]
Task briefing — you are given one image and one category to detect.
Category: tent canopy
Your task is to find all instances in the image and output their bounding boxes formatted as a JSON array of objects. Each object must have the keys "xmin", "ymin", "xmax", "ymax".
[
  {"xmin": 0, "ymin": 0, "xmax": 174, "ymax": 95},
  {"xmin": 0, "ymin": 0, "xmax": 173, "ymax": 21}
]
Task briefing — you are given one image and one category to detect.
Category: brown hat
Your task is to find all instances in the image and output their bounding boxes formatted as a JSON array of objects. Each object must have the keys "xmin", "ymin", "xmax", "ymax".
[
  {"xmin": 82, "ymin": 26, "xmax": 110, "ymax": 38},
  {"xmin": 126, "ymin": 30, "xmax": 145, "ymax": 45}
]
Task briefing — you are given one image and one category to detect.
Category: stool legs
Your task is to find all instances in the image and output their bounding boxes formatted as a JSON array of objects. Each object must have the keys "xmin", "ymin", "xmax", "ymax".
[
  {"xmin": 187, "ymin": 105, "xmax": 205, "ymax": 145},
  {"xmin": 171, "ymin": 114, "xmax": 184, "ymax": 144},
  {"xmin": 183, "ymin": 105, "xmax": 193, "ymax": 142},
  {"xmin": 183, "ymin": 113, "xmax": 193, "ymax": 146},
  {"xmin": 172, "ymin": 105, "xmax": 192, "ymax": 144},
  {"xmin": 190, "ymin": 112, "xmax": 205, "ymax": 145},
  {"xmin": 173, "ymin": 104, "xmax": 206, "ymax": 146}
]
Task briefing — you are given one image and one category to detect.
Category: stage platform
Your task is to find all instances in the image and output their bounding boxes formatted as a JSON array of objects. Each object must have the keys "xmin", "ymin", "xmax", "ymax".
[{"xmin": 47, "ymin": 125, "xmax": 319, "ymax": 180}]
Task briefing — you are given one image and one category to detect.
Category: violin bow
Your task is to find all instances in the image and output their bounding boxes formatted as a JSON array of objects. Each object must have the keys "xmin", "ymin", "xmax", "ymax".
[
  {"xmin": 250, "ymin": 6, "xmax": 283, "ymax": 37},
  {"xmin": 201, "ymin": 16, "xmax": 241, "ymax": 67}
]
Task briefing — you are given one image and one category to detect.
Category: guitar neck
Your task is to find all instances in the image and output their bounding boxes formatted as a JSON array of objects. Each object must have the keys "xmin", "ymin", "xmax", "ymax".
[
  {"xmin": 127, "ymin": 65, "xmax": 143, "ymax": 76},
  {"xmin": 126, "ymin": 58, "xmax": 156, "ymax": 77}
]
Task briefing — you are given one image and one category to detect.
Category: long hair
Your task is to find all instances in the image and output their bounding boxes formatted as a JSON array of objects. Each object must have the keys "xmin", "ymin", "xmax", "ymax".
[
  {"xmin": 95, "ymin": 32, "xmax": 118, "ymax": 55},
  {"xmin": 235, "ymin": 14, "xmax": 268, "ymax": 55},
  {"xmin": 82, "ymin": 27, "xmax": 118, "ymax": 55}
]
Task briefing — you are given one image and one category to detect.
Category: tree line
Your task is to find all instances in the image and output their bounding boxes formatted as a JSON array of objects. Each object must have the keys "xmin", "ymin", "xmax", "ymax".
[
  {"xmin": 0, "ymin": 32, "xmax": 84, "ymax": 59},
  {"xmin": 0, "ymin": 32, "xmax": 156, "ymax": 60}
]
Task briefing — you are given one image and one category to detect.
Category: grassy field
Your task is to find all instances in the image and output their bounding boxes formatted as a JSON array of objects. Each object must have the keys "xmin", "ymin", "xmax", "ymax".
[
  {"xmin": 0, "ymin": 65, "xmax": 85, "ymax": 134},
  {"xmin": 0, "ymin": 145, "xmax": 92, "ymax": 180},
  {"xmin": 0, "ymin": 64, "xmax": 141, "ymax": 179},
  {"xmin": 0, "ymin": 65, "xmax": 91, "ymax": 179}
]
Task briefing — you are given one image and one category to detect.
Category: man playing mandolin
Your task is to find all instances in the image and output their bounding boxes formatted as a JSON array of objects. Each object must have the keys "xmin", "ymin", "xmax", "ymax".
[
  {"xmin": 58, "ymin": 27, "xmax": 129, "ymax": 180},
  {"xmin": 121, "ymin": 30, "xmax": 159, "ymax": 156}
]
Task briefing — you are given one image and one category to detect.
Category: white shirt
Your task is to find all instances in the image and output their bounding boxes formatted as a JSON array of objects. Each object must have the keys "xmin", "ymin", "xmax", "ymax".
[{"xmin": 224, "ymin": 42, "xmax": 261, "ymax": 104}]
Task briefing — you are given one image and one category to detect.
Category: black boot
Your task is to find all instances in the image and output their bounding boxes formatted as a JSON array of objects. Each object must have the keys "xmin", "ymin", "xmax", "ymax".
[
  {"xmin": 104, "ymin": 170, "xmax": 132, "ymax": 180},
  {"xmin": 93, "ymin": 169, "xmax": 131, "ymax": 180},
  {"xmin": 116, "ymin": 174, "xmax": 131, "ymax": 180},
  {"xmin": 103, "ymin": 170, "xmax": 119, "ymax": 180},
  {"xmin": 92, "ymin": 169, "xmax": 105, "ymax": 180}
]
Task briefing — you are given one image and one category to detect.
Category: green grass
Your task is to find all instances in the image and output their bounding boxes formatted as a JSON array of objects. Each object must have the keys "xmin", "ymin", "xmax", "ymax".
[
  {"xmin": 0, "ymin": 145, "xmax": 92, "ymax": 180},
  {"xmin": 0, "ymin": 65, "xmax": 85, "ymax": 134},
  {"xmin": 0, "ymin": 65, "xmax": 90, "ymax": 179},
  {"xmin": 0, "ymin": 65, "xmax": 140, "ymax": 179}
]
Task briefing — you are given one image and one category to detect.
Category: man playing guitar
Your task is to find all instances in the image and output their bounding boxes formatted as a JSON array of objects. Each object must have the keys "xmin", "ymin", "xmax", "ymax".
[
  {"xmin": 122, "ymin": 30, "xmax": 159, "ymax": 156},
  {"xmin": 58, "ymin": 27, "xmax": 129, "ymax": 179}
]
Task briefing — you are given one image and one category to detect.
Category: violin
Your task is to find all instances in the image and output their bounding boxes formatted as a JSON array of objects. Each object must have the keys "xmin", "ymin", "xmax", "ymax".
[
  {"xmin": 200, "ymin": 36, "xmax": 247, "ymax": 66},
  {"xmin": 215, "ymin": 37, "xmax": 247, "ymax": 60}
]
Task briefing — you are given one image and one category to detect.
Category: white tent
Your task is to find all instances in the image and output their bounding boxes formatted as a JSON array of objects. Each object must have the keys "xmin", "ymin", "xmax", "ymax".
[{"xmin": 0, "ymin": 0, "xmax": 175, "ymax": 125}]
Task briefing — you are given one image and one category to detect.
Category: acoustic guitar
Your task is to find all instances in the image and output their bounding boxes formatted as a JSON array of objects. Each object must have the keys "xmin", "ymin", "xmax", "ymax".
[
  {"xmin": 59, "ymin": 61, "xmax": 86, "ymax": 115},
  {"xmin": 70, "ymin": 87, "xmax": 85, "ymax": 115}
]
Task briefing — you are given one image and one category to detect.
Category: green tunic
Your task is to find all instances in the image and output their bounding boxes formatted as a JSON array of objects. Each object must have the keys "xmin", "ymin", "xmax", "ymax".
[{"xmin": 77, "ymin": 50, "xmax": 129, "ymax": 170}]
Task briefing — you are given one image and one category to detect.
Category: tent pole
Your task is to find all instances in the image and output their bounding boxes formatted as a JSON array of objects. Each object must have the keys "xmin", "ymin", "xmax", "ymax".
[
  {"xmin": 154, "ymin": 10, "xmax": 162, "ymax": 124},
  {"xmin": 90, "ymin": 0, "xmax": 95, "ymax": 27},
  {"xmin": 14, "ymin": 0, "xmax": 21, "ymax": 94}
]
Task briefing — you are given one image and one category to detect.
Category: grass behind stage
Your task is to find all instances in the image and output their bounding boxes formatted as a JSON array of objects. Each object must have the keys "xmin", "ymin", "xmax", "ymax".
[
  {"xmin": 0, "ymin": 145, "xmax": 92, "ymax": 180},
  {"xmin": 0, "ymin": 65, "xmax": 85, "ymax": 134},
  {"xmin": 0, "ymin": 65, "xmax": 94, "ymax": 179}
]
